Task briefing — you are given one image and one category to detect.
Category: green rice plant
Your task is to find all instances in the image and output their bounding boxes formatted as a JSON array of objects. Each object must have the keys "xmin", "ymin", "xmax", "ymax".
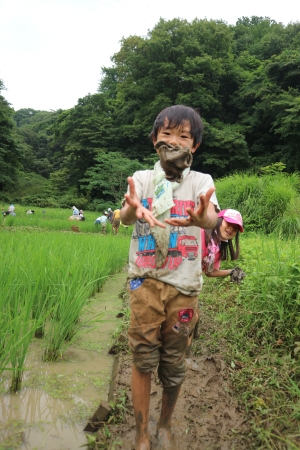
[
  {"xmin": 2, "ymin": 264, "xmax": 51, "ymax": 391},
  {"xmin": 0, "ymin": 205, "xmax": 133, "ymax": 235},
  {"xmin": 43, "ymin": 277, "xmax": 105, "ymax": 361},
  {"xmin": 42, "ymin": 234, "xmax": 129, "ymax": 360},
  {"xmin": 8, "ymin": 300, "xmax": 43, "ymax": 392},
  {"xmin": 0, "ymin": 229, "xmax": 131, "ymax": 381}
]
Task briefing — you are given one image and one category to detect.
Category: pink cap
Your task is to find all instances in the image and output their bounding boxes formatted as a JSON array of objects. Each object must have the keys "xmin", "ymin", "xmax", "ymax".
[{"xmin": 218, "ymin": 209, "xmax": 244, "ymax": 232}]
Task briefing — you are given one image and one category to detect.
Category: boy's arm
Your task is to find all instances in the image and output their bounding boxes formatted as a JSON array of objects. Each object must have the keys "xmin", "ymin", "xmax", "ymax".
[
  {"xmin": 121, "ymin": 177, "xmax": 166, "ymax": 228},
  {"xmin": 205, "ymin": 268, "xmax": 233, "ymax": 278},
  {"xmin": 164, "ymin": 187, "xmax": 218, "ymax": 229}
]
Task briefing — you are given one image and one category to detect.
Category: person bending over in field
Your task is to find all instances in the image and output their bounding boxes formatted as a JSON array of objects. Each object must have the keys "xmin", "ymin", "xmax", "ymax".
[{"xmin": 112, "ymin": 208, "xmax": 121, "ymax": 234}]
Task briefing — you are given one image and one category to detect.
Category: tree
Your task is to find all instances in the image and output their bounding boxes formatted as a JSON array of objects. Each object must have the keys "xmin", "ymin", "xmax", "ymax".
[
  {"xmin": 271, "ymin": 90, "xmax": 300, "ymax": 171},
  {"xmin": 0, "ymin": 80, "xmax": 22, "ymax": 190},
  {"xmin": 195, "ymin": 120, "xmax": 251, "ymax": 178},
  {"xmin": 80, "ymin": 152, "xmax": 145, "ymax": 203},
  {"xmin": 51, "ymin": 93, "xmax": 116, "ymax": 190}
]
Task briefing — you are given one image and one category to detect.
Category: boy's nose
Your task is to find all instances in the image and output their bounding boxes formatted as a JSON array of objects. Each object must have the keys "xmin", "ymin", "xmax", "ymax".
[{"xmin": 169, "ymin": 137, "xmax": 179, "ymax": 145}]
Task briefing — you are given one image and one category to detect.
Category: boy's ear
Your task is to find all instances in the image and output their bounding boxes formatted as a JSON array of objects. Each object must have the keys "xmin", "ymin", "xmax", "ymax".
[{"xmin": 191, "ymin": 142, "xmax": 201, "ymax": 153}]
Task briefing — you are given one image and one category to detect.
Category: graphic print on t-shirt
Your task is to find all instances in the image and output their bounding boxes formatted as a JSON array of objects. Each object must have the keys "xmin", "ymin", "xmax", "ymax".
[{"xmin": 134, "ymin": 197, "xmax": 198, "ymax": 270}]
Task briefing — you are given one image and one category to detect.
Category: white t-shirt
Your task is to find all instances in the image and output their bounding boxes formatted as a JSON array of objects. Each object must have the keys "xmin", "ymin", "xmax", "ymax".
[{"xmin": 128, "ymin": 170, "xmax": 219, "ymax": 296}]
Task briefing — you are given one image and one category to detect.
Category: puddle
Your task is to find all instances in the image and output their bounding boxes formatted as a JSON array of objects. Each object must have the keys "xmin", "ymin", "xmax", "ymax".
[{"xmin": 0, "ymin": 270, "xmax": 128, "ymax": 450}]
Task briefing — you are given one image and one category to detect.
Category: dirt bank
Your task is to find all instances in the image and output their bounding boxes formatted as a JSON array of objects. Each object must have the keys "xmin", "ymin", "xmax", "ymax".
[{"xmin": 95, "ymin": 307, "xmax": 253, "ymax": 450}]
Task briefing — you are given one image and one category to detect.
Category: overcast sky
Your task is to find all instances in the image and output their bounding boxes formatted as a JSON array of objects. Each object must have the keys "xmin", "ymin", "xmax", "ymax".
[{"xmin": 1, "ymin": 0, "xmax": 299, "ymax": 112}]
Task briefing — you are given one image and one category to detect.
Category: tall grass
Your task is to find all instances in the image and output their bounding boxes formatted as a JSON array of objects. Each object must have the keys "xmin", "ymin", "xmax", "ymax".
[
  {"xmin": 193, "ymin": 233, "xmax": 300, "ymax": 448},
  {"xmin": 0, "ymin": 230, "xmax": 130, "ymax": 390},
  {"xmin": 234, "ymin": 235, "xmax": 300, "ymax": 350},
  {"xmin": 215, "ymin": 172, "xmax": 300, "ymax": 237}
]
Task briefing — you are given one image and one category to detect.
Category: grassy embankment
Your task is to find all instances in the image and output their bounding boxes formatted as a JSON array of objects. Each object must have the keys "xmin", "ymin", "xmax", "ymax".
[{"xmin": 194, "ymin": 233, "xmax": 300, "ymax": 449}]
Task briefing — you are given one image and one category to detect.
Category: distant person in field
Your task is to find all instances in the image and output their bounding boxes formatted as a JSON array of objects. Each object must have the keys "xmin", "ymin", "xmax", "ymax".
[
  {"xmin": 79, "ymin": 210, "xmax": 85, "ymax": 221},
  {"xmin": 68, "ymin": 206, "xmax": 82, "ymax": 221},
  {"xmin": 112, "ymin": 207, "xmax": 121, "ymax": 234},
  {"xmin": 95, "ymin": 212, "xmax": 108, "ymax": 232},
  {"xmin": 120, "ymin": 199, "xmax": 129, "ymax": 230},
  {"xmin": 2, "ymin": 208, "xmax": 10, "ymax": 216},
  {"xmin": 107, "ymin": 208, "xmax": 113, "ymax": 223},
  {"xmin": 2, "ymin": 204, "xmax": 16, "ymax": 216}
]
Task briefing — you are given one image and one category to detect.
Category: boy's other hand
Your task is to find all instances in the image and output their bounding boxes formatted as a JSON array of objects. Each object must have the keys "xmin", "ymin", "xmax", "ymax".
[
  {"xmin": 164, "ymin": 187, "xmax": 217, "ymax": 228},
  {"xmin": 123, "ymin": 177, "xmax": 166, "ymax": 228}
]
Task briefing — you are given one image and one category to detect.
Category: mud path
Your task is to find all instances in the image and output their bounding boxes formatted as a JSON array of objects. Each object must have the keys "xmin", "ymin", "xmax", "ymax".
[{"xmin": 99, "ymin": 311, "xmax": 253, "ymax": 450}]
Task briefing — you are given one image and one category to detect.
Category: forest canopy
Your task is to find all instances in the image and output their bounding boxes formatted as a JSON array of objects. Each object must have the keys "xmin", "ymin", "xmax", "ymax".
[{"xmin": 1, "ymin": 16, "xmax": 300, "ymax": 209}]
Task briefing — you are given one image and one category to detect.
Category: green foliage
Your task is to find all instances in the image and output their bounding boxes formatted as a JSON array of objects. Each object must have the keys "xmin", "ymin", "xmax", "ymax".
[
  {"xmin": 17, "ymin": 195, "xmax": 59, "ymax": 208},
  {"xmin": 8, "ymin": 17, "xmax": 300, "ymax": 200},
  {"xmin": 260, "ymin": 161, "xmax": 286, "ymax": 175},
  {"xmin": 0, "ymin": 80, "xmax": 22, "ymax": 190},
  {"xmin": 196, "ymin": 120, "xmax": 251, "ymax": 178},
  {"xmin": 1, "ymin": 171, "xmax": 50, "ymax": 198},
  {"xmin": 216, "ymin": 172, "xmax": 300, "ymax": 236},
  {"xmin": 81, "ymin": 152, "xmax": 146, "ymax": 203}
]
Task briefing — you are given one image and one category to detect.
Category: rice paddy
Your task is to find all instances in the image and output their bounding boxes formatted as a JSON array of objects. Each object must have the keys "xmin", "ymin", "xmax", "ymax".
[{"xmin": 0, "ymin": 206, "xmax": 131, "ymax": 392}]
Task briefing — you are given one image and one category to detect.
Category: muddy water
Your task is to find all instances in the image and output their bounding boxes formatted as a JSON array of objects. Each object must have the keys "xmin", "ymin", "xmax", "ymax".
[{"xmin": 0, "ymin": 270, "xmax": 128, "ymax": 450}]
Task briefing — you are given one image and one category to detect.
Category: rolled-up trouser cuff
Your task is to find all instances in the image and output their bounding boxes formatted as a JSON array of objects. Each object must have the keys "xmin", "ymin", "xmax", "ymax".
[
  {"xmin": 158, "ymin": 357, "xmax": 186, "ymax": 388},
  {"xmin": 132, "ymin": 348, "xmax": 160, "ymax": 373}
]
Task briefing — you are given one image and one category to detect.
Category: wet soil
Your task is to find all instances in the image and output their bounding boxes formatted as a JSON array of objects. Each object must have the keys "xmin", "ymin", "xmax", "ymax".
[
  {"xmin": 98, "ymin": 312, "xmax": 252, "ymax": 450},
  {"xmin": 0, "ymin": 271, "xmax": 127, "ymax": 450}
]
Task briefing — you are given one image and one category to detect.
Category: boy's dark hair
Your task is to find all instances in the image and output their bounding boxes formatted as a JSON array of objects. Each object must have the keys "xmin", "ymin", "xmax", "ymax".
[
  {"xmin": 204, "ymin": 217, "xmax": 240, "ymax": 261},
  {"xmin": 150, "ymin": 105, "xmax": 204, "ymax": 146}
]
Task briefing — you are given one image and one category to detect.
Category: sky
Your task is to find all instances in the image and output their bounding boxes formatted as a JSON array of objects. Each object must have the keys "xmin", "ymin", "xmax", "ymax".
[{"xmin": 1, "ymin": 0, "xmax": 299, "ymax": 112}]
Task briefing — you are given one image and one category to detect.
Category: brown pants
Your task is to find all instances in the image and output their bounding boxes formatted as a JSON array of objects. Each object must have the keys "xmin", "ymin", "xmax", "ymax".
[{"xmin": 128, "ymin": 278, "xmax": 198, "ymax": 387}]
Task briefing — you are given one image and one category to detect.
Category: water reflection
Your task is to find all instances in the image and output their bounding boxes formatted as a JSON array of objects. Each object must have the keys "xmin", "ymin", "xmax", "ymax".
[{"xmin": 0, "ymin": 271, "xmax": 127, "ymax": 449}]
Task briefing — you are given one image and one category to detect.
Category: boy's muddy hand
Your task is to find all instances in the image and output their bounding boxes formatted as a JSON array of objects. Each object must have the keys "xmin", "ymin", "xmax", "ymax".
[
  {"xmin": 124, "ymin": 177, "xmax": 166, "ymax": 228},
  {"xmin": 164, "ymin": 187, "xmax": 217, "ymax": 228}
]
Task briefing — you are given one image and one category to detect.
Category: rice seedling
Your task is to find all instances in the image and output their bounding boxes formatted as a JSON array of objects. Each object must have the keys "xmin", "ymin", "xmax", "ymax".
[
  {"xmin": 0, "ymin": 205, "xmax": 132, "ymax": 235},
  {"xmin": 0, "ymin": 229, "xmax": 130, "ymax": 388}
]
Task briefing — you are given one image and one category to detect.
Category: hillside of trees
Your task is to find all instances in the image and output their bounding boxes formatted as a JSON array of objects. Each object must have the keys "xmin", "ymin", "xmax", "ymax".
[{"xmin": 1, "ymin": 16, "xmax": 300, "ymax": 210}]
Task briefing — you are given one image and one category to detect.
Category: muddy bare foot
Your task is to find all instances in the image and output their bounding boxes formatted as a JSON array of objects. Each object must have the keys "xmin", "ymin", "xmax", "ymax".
[
  {"xmin": 135, "ymin": 435, "xmax": 150, "ymax": 450},
  {"xmin": 156, "ymin": 427, "xmax": 177, "ymax": 450}
]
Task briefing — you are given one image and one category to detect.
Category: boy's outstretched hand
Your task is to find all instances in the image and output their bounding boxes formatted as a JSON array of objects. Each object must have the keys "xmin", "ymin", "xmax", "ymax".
[
  {"xmin": 122, "ymin": 177, "xmax": 166, "ymax": 228},
  {"xmin": 164, "ymin": 187, "xmax": 217, "ymax": 228}
]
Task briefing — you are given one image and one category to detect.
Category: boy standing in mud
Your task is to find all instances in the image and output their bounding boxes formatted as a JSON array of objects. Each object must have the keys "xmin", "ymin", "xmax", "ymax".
[{"xmin": 120, "ymin": 105, "xmax": 219, "ymax": 450}]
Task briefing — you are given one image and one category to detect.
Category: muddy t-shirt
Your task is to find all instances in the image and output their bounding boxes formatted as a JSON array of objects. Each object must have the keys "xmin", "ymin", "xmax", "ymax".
[{"xmin": 128, "ymin": 170, "xmax": 219, "ymax": 296}]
